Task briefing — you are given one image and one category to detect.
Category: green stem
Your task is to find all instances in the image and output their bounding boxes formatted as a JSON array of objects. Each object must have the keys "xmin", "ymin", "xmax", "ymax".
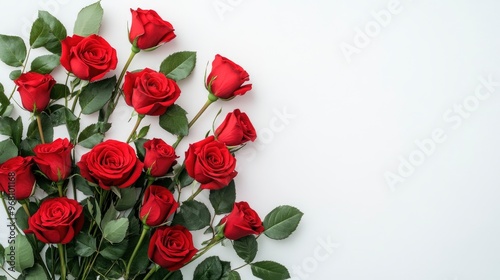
[
  {"xmin": 1, "ymin": 194, "xmax": 20, "ymax": 235},
  {"xmin": 57, "ymin": 181, "xmax": 64, "ymax": 197},
  {"xmin": 20, "ymin": 200, "xmax": 31, "ymax": 217},
  {"xmin": 36, "ymin": 114, "xmax": 45, "ymax": 144},
  {"xmin": 126, "ymin": 114, "xmax": 144, "ymax": 143},
  {"xmin": 125, "ymin": 225, "xmax": 150, "ymax": 279},
  {"xmin": 184, "ymin": 237, "xmax": 225, "ymax": 268},
  {"xmin": 143, "ymin": 264, "xmax": 160, "ymax": 280},
  {"xmin": 186, "ymin": 186, "xmax": 202, "ymax": 201},
  {"xmin": 70, "ymin": 89, "xmax": 82, "ymax": 113},
  {"xmin": 57, "ymin": 244, "xmax": 67, "ymax": 280},
  {"xmin": 231, "ymin": 262, "xmax": 250, "ymax": 271},
  {"xmin": 172, "ymin": 96, "xmax": 216, "ymax": 149}
]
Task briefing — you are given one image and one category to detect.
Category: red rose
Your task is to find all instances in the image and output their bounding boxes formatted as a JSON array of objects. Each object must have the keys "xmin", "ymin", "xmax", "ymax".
[
  {"xmin": 129, "ymin": 8, "xmax": 176, "ymax": 50},
  {"xmin": 123, "ymin": 68, "xmax": 181, "ymax": 116},
  {"xmin": 215, "ymin": 109, "xmax": 257, "ymax": 146},
  {"xmin": 33, "ymin": 138, "xmax": 73, "ymax": 182},
  {"xmin": 0, "ymin": 156, "xmax": 36, "ymax": 200},
  {"xmin": 77, "ymin": 140, "xmax": 143, "ymax": 190},
  {"xmin": 139, "ymin": 185, "xmax": 178, "ymax": 227},
  {"xmin": 184, "ymin": 136, "xmax": 237, "ymax": 190},
  {"xmin": 25, "ymin": 197, "xmax": 84, "ymax": 244},
  {"xmin": 148, "ymin": 225, "xmax": 197, "ymax": 271},
  {"xmin": 221, "ymin": 201, "xmax": 264, "ymax": 240},
  {"xmin": 14, "ymin": 72, "xmax": 55, "ymax": 113},
  {"xmin": 143, "ymin": 138, "xmax": 178, "ymax": 177},
  {"xmin": 60, "ymin": 34, "xmax": 118, "ymax": 81},
  {"xmin": 206, "ymin": 54, "xmax": 252, "ymax": 99}
]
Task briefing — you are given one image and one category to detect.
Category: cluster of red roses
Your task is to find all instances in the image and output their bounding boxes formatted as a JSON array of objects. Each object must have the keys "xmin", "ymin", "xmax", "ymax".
[{"xmin": 0, "ymin": 5, "xmax": 272, "ymax": 279}]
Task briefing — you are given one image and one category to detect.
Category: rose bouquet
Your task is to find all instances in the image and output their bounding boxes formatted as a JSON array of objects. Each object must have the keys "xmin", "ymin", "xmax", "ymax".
[{"xmin": 0, "ymin": 2, "xmax": 303, "ymax": 280}]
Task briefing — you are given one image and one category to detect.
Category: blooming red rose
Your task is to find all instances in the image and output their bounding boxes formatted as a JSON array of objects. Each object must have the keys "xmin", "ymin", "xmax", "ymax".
[
  {"xmin": 25, "ymin": 197, "xmax": 84, "ymax": 244},
  {"xmin": 129, "ymin": 8, "xmax": 176, "ymax": 50},
  {"xmin": 143, "ymin": 138, "xmax": 178, "ymax": 177},
  {"xmin": 33, "ymin": 138, "xmax": 73, "ymax": 182},
  {"xmin": 148, "ymin": 225, "xmax": 197, "ymax": 271},
  {"xmin": 77, "ymin": 140, "xmax": 143, "ymax": 190},
  {"xmin": 184, "ymin": 136, "xmax": 237, "ymax": 190},
  {"xmin": 123, "ymin": 68, "xmax": 181, "ymax": 116},
  {"xmin": 0, "ymin": 156, "xmax": 36, "ymax": 200},
  {"xmin": 60, "ymin": 34, "xmax": 118, "ymax": 81},
  {"xmin": 206, "ymin": 54, "xmax": 252, "ymax": 99},
  {"xmin": 221, "ymin": 201, "xmax": 264, "ymax": 240},
  {"xmin": 14, "ymin": 72, "xmax": 55, "ymax": 113},
  {"xmin": 215, "ymin": 109, "xmax": 257, "ymax": 146},
  {"xmin": 140, "ymin": 185, "xmax": 178, "ymax": 227}
]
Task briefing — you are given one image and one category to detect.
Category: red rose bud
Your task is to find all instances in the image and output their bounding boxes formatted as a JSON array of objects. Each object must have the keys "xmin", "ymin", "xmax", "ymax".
[
  {"xmin": 60, "ymin": 34, "xmax": 118, "ymax": 81},
  {"xmin": 148, "ymin": 225, "xmax": 197, "ymax": 271},
  {"xmin": 14, "ymin": 72, "xmax": 55, "ymax": 113},
  {"xmin": 184, "ymin": 136, "xmax": 237, "ymax": 190},
  {"xmin": 206, "ymin": 54, "xmax": 252, "ymax": 99},
  {"xmin": 139, "ymin": 185, "xmax": 178, "ymax": 227},
  {"xmin": 129, "ymin": 8, "xmax": 176, "ymax": 50},
  {"xmin": 123, "ymin": 68, "xmax": 181, "ymax": 116},
  {"xmin": 77, "ymin": 140, "xmax": 143, "ymax": 190},
  {"xmin": 0, "ymin": 156, "xmax": 36, "ymax": 200},
  {"xmin": 221, "ymin": 201, "xmax": 264, "ymax": 240},
  {"xmin": 215, "ymin": 109, "xmax": 257, "ymax": 146},
  {"xmin": 143, "ymin": 138, "xmax": 178, "ymax": 177},
  {"xmin": 33, "ymin": 138, "xmax": 73, "ymax": 182},
  {"xmin": 25, "ymin": 197, "xmax": 84, "ymax": 244}
]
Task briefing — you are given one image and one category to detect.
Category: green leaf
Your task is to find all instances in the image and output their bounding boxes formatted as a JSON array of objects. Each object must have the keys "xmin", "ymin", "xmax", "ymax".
[
  {"xmin": 176, "ymin": 167, "xmax": 194, "ymax": 188},
  {"xmin": 75, "ymin": 232, "xmax": 97, "ymax": 257},
  {"xmin": 115, "ymin": 187, "xmax": 137, "ymax": 211},
  {"xmin": 19, "ymin": 138, "xmax": 41, "ymax": 157},
  {"xmin": 172, "ymin": 200, "xmax": 211, "ymax": 230},
  {"xmin": 79, "ymin": 76, "xmax": 115, "ymax": 115},
  {"xmin": 27, "ymin": 113, "xmax": 54, "ymax": 143},
  {"xmin": 50, "ymin": 84, "xmax": 70, "ymax": 100},
  {"xmin": 137, "ymin": 125, "xmax": 150, "ymax": 139},
  {"xmin": 233, "ymin": 235, "xmax": 258, "ymax": 263},
  {"xmin": 31, "ymin": 54, "xmax": 60, "ymax": 74},
  {"xmin": 209, "ymin": 180, "xmax": 236, "ymax": 214},
  {"xmin": 24, "ymin": 264, "xmax": 48, "ymax": 280},
  {"xmin": 193, "ymin": 256, "xmax": 223, "ymax": 280},
  {"xmin": 123, "ymin": 234, "xmax": 149, "ymax": 276},
  {"xmin": 74, "ymin": 174, "xmax": 94, "ymax": 196},
  {"xmin": 15, "ymin": 207, "xmax": 29, "ymax": 230},
  {"xmin": 91, "ymin": 255, "xmax": 122, "ymax": 279},
  {"xmin": 38, "ymin": 11, "xmax": 67, "ymax": 40},
  {"xmin": 48, "ymin": 104, "xmax": 77, "ymax": 126},
  {"xmin": 11, "ymin": 234, "xmax": 35, "ymax": 272},
  {"xmin": 151, "ymin": 269, "xmax": 182, "ymax": 280},
  {"xmin": 159, "ymin": 104, "xmax": 188, "ymax": 136},
  {"xmin": 0, "ymin": 139, "xmax": 18, "ymax": 164},
  {"xmin": 103, "ymin": 217, "xmax": 129, "ymax": 244},
  {"xmin": 66, "ymin": 118, "xmax": 80, "ymax": 143},
  {"xmin": 0, "ymin": 244, "xmax": 4, "ymax": 267},
  {"xmin": 222, "ymin": 271, "xmax": 241, "ymax": 280},
  {"xmin": 251, "ymin": 261, "xmax": 290, "ymax": 280},
  {"xmin": 0, "ymin": 35, "xmax": 27, "ymax": 67},
  {"xmin": 100, "ymin": 239, "xmax": 128, "ymax": 260},
  {"xmin": 101, "ymin": 204, "xmax": 118, "ymax": 230},
  {"xmin": 159, "ymin": 51, "xmax": 197, "ymax": 81},
  {"xmin": 30, "ymin": 18, "xmax": 51, "ymax": 48},
  {"xmin": 134, "ymin": 138, "xmax": 148, "ymax": 161},
  {"xmin": 0, "ymin": 116, "xmax": 23, "ymax": 146},
  {"xmin": 73, "ymin": 1, "xmax": 104, "ymax": 36},
  {"xmin": 263, "ymin": 206, "xmax": 303, "ymax": 240},
  {"xmin": 9, "ymin": 70, "xmax": 21, "ymax": 81},
  {"xmin": 78, "ymin": 123, "xmax": 104, "ymax": 148}
]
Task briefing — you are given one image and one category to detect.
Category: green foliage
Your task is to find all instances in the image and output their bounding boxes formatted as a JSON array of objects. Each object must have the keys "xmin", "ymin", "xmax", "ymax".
[
  {"xmin": 160, "ymin": 51, "xmax": 197, "ymax": 81},
  {"xmin": 263, "ymin": 205, "xmax": 304, "ymax": 240}
]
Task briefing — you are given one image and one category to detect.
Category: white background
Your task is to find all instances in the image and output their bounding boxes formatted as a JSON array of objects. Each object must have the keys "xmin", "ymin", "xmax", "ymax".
[{"xmin": 1, "ymin": 0, "xmax": 500, "ymax": 279}]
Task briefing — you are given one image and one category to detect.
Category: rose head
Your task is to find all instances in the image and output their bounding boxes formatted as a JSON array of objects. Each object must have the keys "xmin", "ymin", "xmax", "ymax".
[
  {"xmin": 184, "ymin": 136, "xmax": 237, "ymax": 190},
  {"xmin": 148, "ymin": 225, "xmax": 198, "ymax": 271},
  {"xmin": 14, "ymin": 72, "xmax": 55, "ymax": 113},
  {"xmin": 221, "ymin": 201, "xmax": 264, "ymax": 240},
  {"xmin": 206, "ymin": 54, "xmax": 252, "ymax": 99},
  {"xmin": 129, "ymin": 8, "xmax": 176, "ymax": 50},
  {"xmin": 60, "ymin": 34, "xmax": 118, "ymax": 81},
  {"xmin": 0, "ymin": 156, "xmax": 35, "ymax": 200},
  {"xmin": 25, "ymin": 197, "xmax": 84, "ymax": 244},
  {"xmin": 34, "ymin": 138, "xmax": 73, "ymax": 182},
  {"xmin": 215, "ymin": 109, "xmax": 257, "ymax": 146},
  {"xmin": 140, "ymin": 185, "xmax": 178, "ymax": 227},
  {"xmin": 123, "ymin": 68, "xmax": 181, "ymax": 116},
  {"xmin": 143, "ymin": 138, "xmax": 178, "ymax": 177},
  {"xmin": 77, "ymin": 140, "xmax": 143, "ymax": 190}
]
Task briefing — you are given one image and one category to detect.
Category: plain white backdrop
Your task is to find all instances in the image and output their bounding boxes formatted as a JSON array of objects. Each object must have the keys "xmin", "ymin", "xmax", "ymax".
[{"xmin": 1, "ymin": 0, "xmax": 500, "ymax": 279}]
